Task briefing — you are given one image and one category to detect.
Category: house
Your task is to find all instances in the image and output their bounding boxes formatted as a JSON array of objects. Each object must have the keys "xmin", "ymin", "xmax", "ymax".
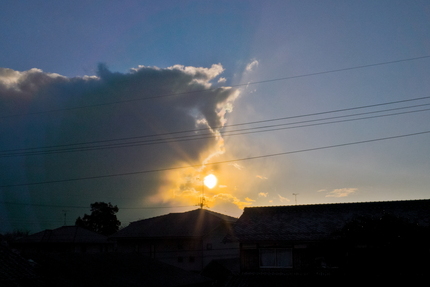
[
  {"xmin": 6, "ymin": 227, "xmax": 212, "ymax": 286},
  {"xmin": 18, "ymin": 252, "xmax": 212, "ymax": 287},
  {"xmin": 226, "ymin": 199, "xmax": 430, "ymax": 278},
  {"xmin": 13, "ymin": 225, "xmax": 113, "ymax": 253},
  {"xmin": 110, "ymin": 208, "xmax": 239, "ymax": 271}
]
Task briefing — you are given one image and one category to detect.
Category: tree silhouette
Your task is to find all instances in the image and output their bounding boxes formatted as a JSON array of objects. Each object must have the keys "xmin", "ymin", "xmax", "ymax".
[{"xmin": 75, "ymin": 202, "xmax": 121, "ymax": 236}]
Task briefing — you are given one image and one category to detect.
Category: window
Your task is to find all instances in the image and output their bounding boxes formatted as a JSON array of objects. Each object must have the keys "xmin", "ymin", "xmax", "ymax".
[{"xmin": 259, "ymin": 248, "xmax": 292, "ymax": 268}]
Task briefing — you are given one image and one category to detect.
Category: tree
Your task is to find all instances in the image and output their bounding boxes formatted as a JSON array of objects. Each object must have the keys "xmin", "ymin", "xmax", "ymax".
[{"xmin": 75, "ymin": 202, "xmax": 121, "ymax": 236}]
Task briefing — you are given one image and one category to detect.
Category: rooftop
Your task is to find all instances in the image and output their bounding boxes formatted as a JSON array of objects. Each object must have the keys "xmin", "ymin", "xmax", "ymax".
[
  {"xmin": 230, "ymin": 199, "xmax": 430, "ymax": 242},
  {"xmin": 111, "ymin": 208, "xmax": 237, "ymax": 239},
  {"xmin": 16, "ymin": 226, "xmax": 109, "ymax": 244}
]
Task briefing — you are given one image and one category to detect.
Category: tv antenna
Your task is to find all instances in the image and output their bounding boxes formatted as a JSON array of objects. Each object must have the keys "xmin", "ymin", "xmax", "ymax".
[
  {"xmin": 198, "ymin": 178, "xmax": 209, "ymax": 209},
  {"xmin": 292, "ymin": 193, "xmax": 299, "ymax": 205},
  {"xmin": 196, "ymin": 174, "xmax": 217, "ymax": 209},
  {"xmin": 62, "ymin": 210, "xmax": 69, "ymax": 226}
]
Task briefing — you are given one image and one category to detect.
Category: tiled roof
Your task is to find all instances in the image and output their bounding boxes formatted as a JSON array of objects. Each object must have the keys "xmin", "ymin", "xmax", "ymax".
[
  {"xmin": 0, "ymin": 244, "xmax": 39, "ymax": 286},
  {"xmin": 111, "ymin": 208, "xmax": 237, "ymax": 239},
  {"xmin": 230, "ymin": 199, "xmax": 430, "ymax": 242},
  {"xmin": 16, "ymin": 226, "xmax": 108, "ymax": 244}
]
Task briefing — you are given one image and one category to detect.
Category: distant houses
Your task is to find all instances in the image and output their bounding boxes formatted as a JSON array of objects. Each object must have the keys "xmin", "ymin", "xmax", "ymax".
[
  {"xmin": 110, "ymin": 208, "xmax": 239, "ymax": 272},
  {"xmin": 8, "ymin": 199, "xmax": 430, "ymax": 285},
  {"xmin": 13, "ymin": 226, "xmax": 113, "ymax": 253}
]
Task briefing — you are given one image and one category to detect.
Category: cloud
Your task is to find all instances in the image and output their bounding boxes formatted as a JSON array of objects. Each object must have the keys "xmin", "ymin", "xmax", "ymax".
[
  {"xmin": 211, "ymin": 193, "xmax": 252, "ymax": 209},
  {"xmin": 245, "ymin": 60, "xmax": 259, "ymax": 72},
  {"xmin": 166, "ymin": 63, "xmax": 225, "ymax": 88},
  {"xmin": 278, "ymin": 194, "xmax": 290, "ymax": 203},
  {"xmin": 217, "ymin": 77, "xmax": 227, "ymax": 83},
  {"xmin": 229, "ymin": 163, "xmax": 244, "ymax": 170},
  {"xmin": 0, "ymin": 67, "xmax": 66, "ymax": 97},
  {"xmin": 258, "ymin": 192, "xmax": 268, "ymax": 197},
  {"xmin": 256, "ymin": 175, "xmax": 268, "ymax": 180},
  {"xmin": 245, "ymin": 197, "xmax": 255, "ymax": 202},
  {"xmin": 0, "ymin": 63, "xmax": 240, "ymax": 229},
  {"xmin": 325, "ymin": 188, "xmax": 358, "ymax": 198}
]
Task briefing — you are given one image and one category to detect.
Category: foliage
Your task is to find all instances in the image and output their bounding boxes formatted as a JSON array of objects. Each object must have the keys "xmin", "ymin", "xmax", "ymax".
[{"xmin": 75, "ymin": 202, "xmax": 121, "ymax": 236}]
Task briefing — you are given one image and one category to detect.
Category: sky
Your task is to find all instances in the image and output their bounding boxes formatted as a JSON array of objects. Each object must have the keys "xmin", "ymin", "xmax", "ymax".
[{"xmin": 1, "ymin": 0, "xmax": 430, "ymax": 233}]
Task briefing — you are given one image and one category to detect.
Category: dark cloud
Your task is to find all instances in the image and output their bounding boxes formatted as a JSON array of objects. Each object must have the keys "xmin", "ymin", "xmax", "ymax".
[{"xmin": 0, "ymin": 64, "xmax": 239, "ymax": 232}]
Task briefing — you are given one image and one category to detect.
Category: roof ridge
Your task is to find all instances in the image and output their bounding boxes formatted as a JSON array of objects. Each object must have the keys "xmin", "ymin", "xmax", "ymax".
[
  {"xmin": 199, "ymin": 208, "xmax": 238, "ymax": 220},
  {"xmin": 128, "ymin": 208, "xmax": 237, "ymax": 224},
  {"xmin": 111, "ymin": 209, "xmax": 237, "ymax": 238},
  {"xmin": 244, "ymin": 198, "xmax": 430, "ymax": 209},
  {"xmin": 128, "ymin": 211, "xmax": 176, "ymax": 224}
]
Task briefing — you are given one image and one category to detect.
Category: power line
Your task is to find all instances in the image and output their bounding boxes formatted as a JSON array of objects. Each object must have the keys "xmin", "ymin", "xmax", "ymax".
[
  {"xmin": 4, "ymin": 104, "xmax": 430, "ymax": 156},
  {"xmin": 0, "ymin": 201, "xmax": 194, "ymax": 210},
  {"xmin": 2, "ymin": 55, "xmax": 429, "ymax": 119},
  {"xmin": 0, "ymin": 218, "xmax": 65, "ymax": 224},
  {"xmin": 1, "ymin": 130, "xmax": 429, "ymax": 188},
  {"xmin": 3, "ymin": 106, "xmax": 430, "ymax": 157},
  {"xmin": 227, "ymin": 96, "xmax": 430, "ymax": 127},
  {"xmin": 2, "ymin": 97, "xmax": 430, "ymax": 157},
  {"xmin": 233, "ymin": 55, "xmax": 430, "ymax": 88}
]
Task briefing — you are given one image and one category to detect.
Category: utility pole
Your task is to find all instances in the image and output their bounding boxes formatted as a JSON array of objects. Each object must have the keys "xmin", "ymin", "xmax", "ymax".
[{"xmin": 292, "ymin": 193, "xmax": 299, "ymax": 205}]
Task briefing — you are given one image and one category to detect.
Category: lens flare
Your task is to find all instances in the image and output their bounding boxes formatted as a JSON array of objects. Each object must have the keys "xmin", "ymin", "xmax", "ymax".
[{"xmin": 204, "ymin": 174, "xmax": 217, "ymax": 189}]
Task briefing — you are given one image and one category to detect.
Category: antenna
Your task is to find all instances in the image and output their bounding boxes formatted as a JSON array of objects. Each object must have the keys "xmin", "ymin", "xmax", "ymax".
[
  {"xmin": 198, "ymin": 181, "xmax": 207, "ymax": 209},
  {"xmin": 198, "ymin": 196, "xmax": 207, "ymax": 209},
  {"xmin": 62, "ymin": 210, "xmax": 69, "ymax": 225},
  {"xmin": 196, "ymin": 175, "xmax": 211, "ymax": 209},
  {"xmin": 292, "ymin": 193, "xmax": 299, "ymax": 205}
]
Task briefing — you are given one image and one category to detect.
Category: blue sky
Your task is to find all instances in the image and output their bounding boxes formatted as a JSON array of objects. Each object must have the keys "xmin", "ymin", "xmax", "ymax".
[{"xmin": 1, "ymin": 0, "xmax": 429, "ymax": 233}]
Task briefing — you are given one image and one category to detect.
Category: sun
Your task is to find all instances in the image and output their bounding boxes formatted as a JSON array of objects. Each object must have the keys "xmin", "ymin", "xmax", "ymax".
[{"xmin": 204, "ymin": 174, "xmax": 217, "ymax": 189}]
